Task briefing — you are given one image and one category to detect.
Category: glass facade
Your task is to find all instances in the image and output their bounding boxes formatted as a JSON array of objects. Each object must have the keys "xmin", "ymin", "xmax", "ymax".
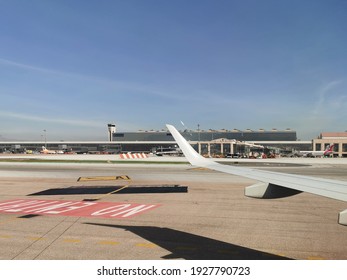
[{"xmin": 113, "ymin": 130, "xmax": 297, "ymax": 142}]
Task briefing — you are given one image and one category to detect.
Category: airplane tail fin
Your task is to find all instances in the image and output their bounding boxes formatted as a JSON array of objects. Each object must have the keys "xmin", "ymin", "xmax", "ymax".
[
  {"xmin": 166, "ymin": 124, "xmax": 212, "ymax": 167},
  {"xmin": 324, "ymin": 144, "xmax": 334, "ymax": 156}
]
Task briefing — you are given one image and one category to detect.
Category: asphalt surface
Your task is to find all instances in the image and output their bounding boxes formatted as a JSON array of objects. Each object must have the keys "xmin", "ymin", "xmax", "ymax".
[{"xmin": 0, "ymin": 156, "xmax": 347, "ymax": 260}]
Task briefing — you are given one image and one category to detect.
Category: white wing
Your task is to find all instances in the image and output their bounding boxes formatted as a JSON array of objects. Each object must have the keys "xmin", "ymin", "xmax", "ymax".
[{"xmin": 166, "ymin": 124, "xmax": 347, "ymax": 225}]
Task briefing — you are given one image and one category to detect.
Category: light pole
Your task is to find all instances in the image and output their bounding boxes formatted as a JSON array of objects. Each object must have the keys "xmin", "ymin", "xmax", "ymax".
[
  {"xmin": 43, "ymin": 129, "xmax": 47, "ymax": 147},
  {"xmin": 197, "ymin": 124, "xmax": 200, "ymax": 142},
  {"xmin": 197, "ymin": 124, "xmax": 201, "ymax": 155}
]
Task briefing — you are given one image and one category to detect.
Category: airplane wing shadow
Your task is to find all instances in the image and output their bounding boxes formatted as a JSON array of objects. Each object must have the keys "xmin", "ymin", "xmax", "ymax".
[{"xmin": 85, "ymin": 223, "xmax": 291, "ymax": 260}]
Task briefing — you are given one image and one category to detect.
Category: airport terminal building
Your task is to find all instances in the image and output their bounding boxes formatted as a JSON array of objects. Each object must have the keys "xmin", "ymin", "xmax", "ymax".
[
  {"xmin": 0, "ymin": 127, "xmax": 321, "ymax": 156},
  {"xmin": 112, "ymin": 128, "xmax": 305, "ymax": 156},
  {"xmin": 313, "ymin": 132, "xmax": 347, "ymax": 158},
  {"xmin": 113, "ymin": 128, "xmax": 297, "ymax": 142}
]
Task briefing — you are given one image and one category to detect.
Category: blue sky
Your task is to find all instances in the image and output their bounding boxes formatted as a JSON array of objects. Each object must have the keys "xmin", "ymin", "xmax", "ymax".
[{"xmin": 0, "ymin": 0, "xmax": 346, "ymax": 141}]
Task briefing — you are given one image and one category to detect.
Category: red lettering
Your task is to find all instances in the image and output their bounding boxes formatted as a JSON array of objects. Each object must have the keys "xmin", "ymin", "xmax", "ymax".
[
  {"xmin": 91, "ymin": 204, "xmax": 132, "ymax": 216},
  {"xmin": 110, "ymin": 205, "xmax": 157, "ymax": 217},
  {"xmin": 0, "ymin": 200, "xmax": 57, "ymax": 212},
  {"xmin": 0, "ymin": 199, "xmax": 159, "ymax": 219}
]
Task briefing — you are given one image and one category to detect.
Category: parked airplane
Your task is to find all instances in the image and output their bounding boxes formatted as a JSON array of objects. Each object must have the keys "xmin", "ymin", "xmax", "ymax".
[
  {"xmin": 297, "ymin": 144, "xmax": 335, "ymax": 157},
  {"xmin": 166, "ymin": 124, "xmax": 347, "ymax": 225},
  {"xmin": 40, "ymin": 146, "xmax": 63, "ymax": 154},
  {"xmin": 155, "ymin": 147, "xmax": 182, "ymax": 156}
]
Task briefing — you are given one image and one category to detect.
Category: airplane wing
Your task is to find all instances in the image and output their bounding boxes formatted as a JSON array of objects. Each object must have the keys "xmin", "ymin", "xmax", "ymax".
[{"xmin": 166, "ymin": 124, "xmax": 347, "ymax": 225}]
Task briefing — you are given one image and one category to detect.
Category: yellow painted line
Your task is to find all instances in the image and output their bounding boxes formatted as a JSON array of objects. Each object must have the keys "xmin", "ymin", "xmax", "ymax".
[
  {"xmin": 77, "ymin": 175, "xmax": 131, "ymax": 182},
  {"xmin": 136, "ymin": 243, "xmax": 157, "ymax": 248},
  {"xmin": 98, "ymin": 240, "xmax": 119, "ymax": 246},
  {"xmin": 84, "ymin": 185, "xmax": 130, "ymax": 201},
  {"xmin": 0, "ymin": 235, "xmax": 12, "ymax": 239},
  {"xmin": 307, "ymin": 256, "xmax": 325, "ymax": 260},
  {"xmin": 188, "ymin": 167, "xmax": 210, "ymax": 171},
  {"xmin": 274, "ymin": 252, "xmax": 288, "ymax": 258},
  {"xmin": 63, "ymin": 239, "xmax": 81, "ymax": 243}
]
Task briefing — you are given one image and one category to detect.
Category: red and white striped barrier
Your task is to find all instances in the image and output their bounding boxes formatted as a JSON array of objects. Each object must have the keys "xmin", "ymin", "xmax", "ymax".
[{"xmin": 120, "ymin": 153, "xmax": 148, "ymax": 159}]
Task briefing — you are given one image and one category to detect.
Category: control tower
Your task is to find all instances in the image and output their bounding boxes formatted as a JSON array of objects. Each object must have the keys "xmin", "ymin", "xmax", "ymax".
[{"xmin": 107, "ymin": 124, "xmax": 116, "ymax": 142}]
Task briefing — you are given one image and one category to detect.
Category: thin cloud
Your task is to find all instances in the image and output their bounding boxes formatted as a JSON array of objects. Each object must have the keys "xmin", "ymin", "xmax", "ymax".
[
  {"xmin": 0, "ymin": 110, "xmax": 103, "ymax": 128},
  {"xmin": 312, "ymin": 80, "xmax": 343, "ymax": 116},
  {"xmin": 0, "ymin": 58, "xmax": 58, "ymax": 75},
  {"xmin": 0, "ymin": 57, "xmax": 187, "ymax": 100}
]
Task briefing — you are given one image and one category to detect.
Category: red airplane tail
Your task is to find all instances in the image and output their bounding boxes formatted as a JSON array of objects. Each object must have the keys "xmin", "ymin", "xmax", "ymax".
[{"xmin": 324, "ymin": 144, "xmax": 334, "ymax": 156}]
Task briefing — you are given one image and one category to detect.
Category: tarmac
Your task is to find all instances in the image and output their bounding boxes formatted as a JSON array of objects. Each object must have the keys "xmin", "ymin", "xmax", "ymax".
[{"xmin": 0, "ymin": 154, "xmax": 347, "ymax": 260}]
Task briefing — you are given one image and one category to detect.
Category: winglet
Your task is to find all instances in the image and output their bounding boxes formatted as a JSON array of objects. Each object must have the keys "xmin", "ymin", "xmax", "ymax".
[{"xmin": 166, "ymin": 124, "xmax": 212, "ymax": 167}]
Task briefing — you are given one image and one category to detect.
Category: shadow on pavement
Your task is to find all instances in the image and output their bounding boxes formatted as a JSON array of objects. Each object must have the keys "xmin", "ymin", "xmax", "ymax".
[
  {"xmin": 28, "ymin": 185, "xmax": 187, "ymax": 196},
  {"xmin": 85, "ymin": 223, "xmax": 291, "ymax": 260}
]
